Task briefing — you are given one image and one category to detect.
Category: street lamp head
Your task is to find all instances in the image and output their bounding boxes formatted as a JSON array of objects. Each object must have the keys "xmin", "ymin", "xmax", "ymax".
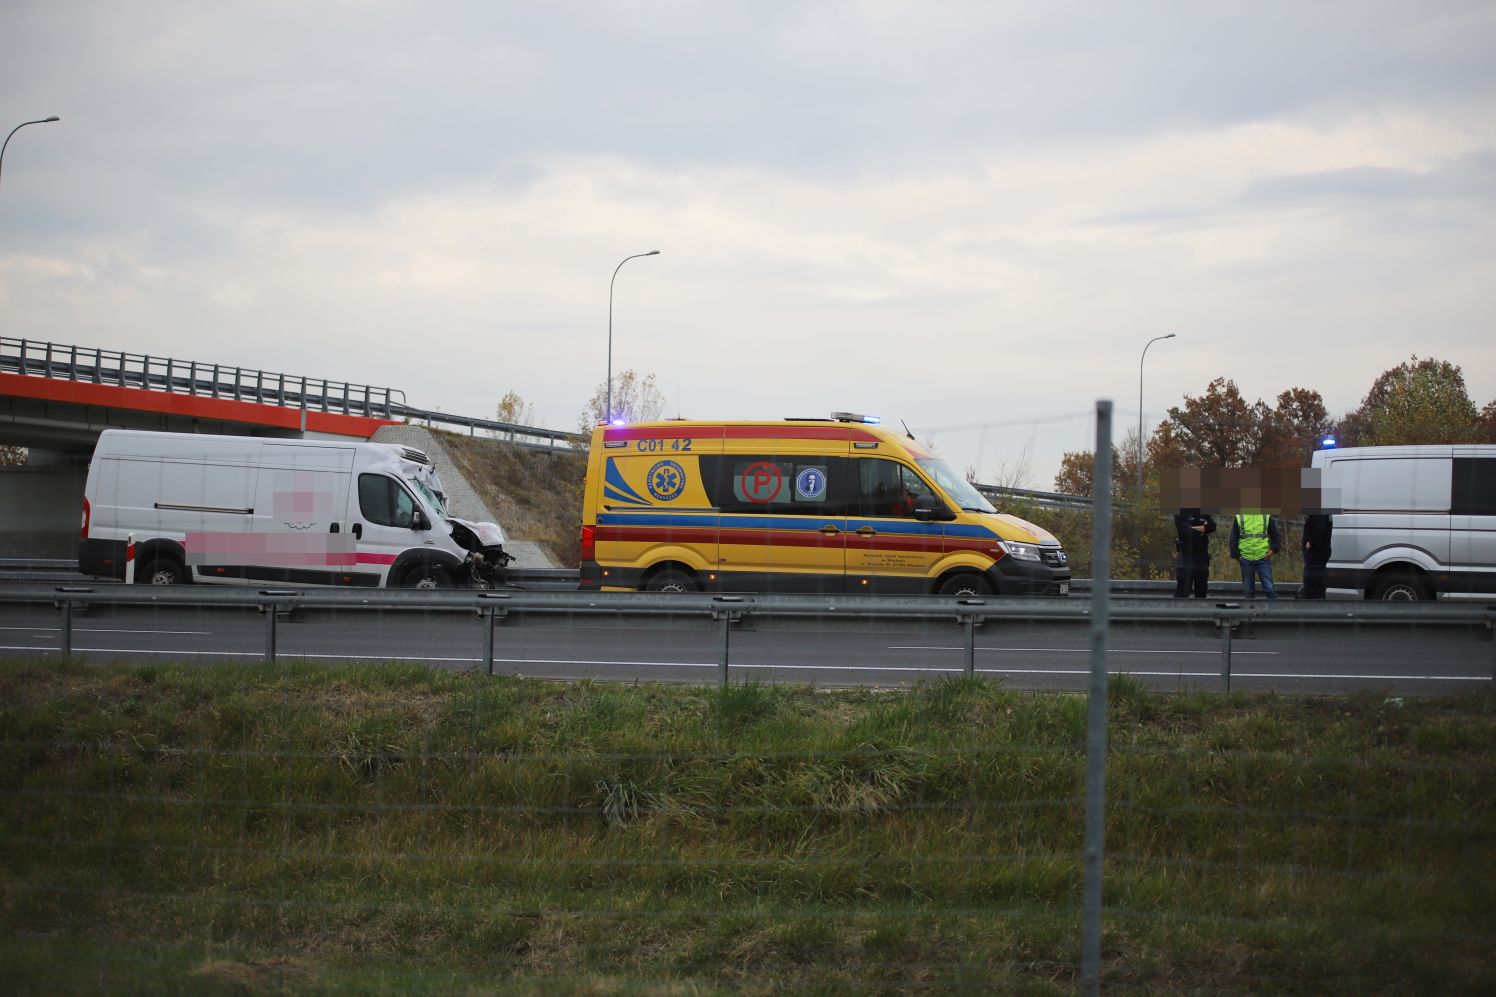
[
  {"xmin": 645, "ymin": 250, "xmax": 660, "ymax": 256},
  {"xmin": 1162, "ymin": 333, "xmax": 1176, "ymax": 340},
  {"xmin": 43, "ymin": 117, "xmax": 60, "ymax": 123}
]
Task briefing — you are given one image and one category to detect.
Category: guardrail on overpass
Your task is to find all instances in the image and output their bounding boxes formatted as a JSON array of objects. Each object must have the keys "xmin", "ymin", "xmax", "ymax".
[
  {"xmin": 4, "ymin": 584, "xmax": 1491, "ymax": 690},
  {"xmin": 0, "ymin": 336, "xmax": 580, "ymax": 450}
]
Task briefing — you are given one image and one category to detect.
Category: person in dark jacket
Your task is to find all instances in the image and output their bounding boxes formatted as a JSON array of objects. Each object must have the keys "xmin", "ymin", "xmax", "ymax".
[
  {"xmin": 1172, "ymin": 508, "xmax": 1216, "ymax": 598},
  {"xmin": 1300, "ymin": 513, "xmax": 1333, "ymax": 599}
]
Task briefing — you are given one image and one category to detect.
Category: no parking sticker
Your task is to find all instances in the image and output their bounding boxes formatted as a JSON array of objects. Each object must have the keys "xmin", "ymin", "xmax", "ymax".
[{"xmin": 740, "ymin": 461, "xmax": 784, "ymax": 503}]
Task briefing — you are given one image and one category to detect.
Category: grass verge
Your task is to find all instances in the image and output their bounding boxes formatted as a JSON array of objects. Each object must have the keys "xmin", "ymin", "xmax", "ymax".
[{"xmin": 1, "ymin": 660, "xmax": 1492, "ymax": 994}]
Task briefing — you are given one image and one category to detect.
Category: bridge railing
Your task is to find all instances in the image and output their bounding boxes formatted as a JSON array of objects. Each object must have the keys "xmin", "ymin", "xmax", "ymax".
[
  {"xmin": 1, "ymin": 336, "xmax": 406, "ymax": 420},
  {"xmin": 1, "ymin": 336, "xmax": 587, "ymax": 450}
]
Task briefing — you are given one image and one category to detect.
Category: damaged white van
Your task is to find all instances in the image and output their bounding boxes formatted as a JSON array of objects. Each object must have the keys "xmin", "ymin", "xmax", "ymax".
[{"xmin": 78, "ymin": 430, "xmax": 512, "ymax": 588}]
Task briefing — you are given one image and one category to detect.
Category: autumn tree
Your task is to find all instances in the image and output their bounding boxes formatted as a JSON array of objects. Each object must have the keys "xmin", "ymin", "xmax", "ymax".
[
  {"xmin": 1338, "ymin": 356, "xmax": 1483, "ymax": 446},
  {"xmin": 496, "ymin": 391, "xmax": 539, "ymax": 427},
  {"xmin": 1259, "ymin": 387, "xmax": 1333, "ymax": 466},
  {"xmin": 1155, "ymin": 377, "xmax": 1273, "ymax": 467},
  {"xmin": 1481, "ymin": 400, "xmax": 1496, "ymax": 443},
  {"xmin": 577, "ymin": 370, "xmax": 668, "ymax": 432}
]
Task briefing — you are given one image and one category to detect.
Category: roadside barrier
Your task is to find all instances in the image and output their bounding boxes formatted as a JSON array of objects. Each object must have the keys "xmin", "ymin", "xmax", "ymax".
[{"xmin": 3, "ymin": 585, "xmax": 1491, "ymax": 689}]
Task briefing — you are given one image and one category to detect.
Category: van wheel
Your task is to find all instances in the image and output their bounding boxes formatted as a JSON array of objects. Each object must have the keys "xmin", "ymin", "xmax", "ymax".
[
  {"xmin": 137, "ymin": 557, "xmax": 186, "ymax": 585},
  {"xmin": 646, "ymin": 569, "xmax": 698, "ymax": 594},
  {"xmin": 938, "ymin": 573, "xmax": 992, "ymax": 598},
  {"xmin": 406, "ymin": 565, "xmax": 453, "ymax": 590},
  {"xmin": 1369, "ymin": 572, "xmax": 1431, "ymax": 601}
]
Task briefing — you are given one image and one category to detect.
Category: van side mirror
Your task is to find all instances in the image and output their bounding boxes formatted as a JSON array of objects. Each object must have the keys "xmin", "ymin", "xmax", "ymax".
[
  {"xmin": 411, "ymin": 509, "xmax": 431, "ymax": 531},
  {"xmin": 913, "ymin": 496, "xmax": 955, "ymax": 522}
]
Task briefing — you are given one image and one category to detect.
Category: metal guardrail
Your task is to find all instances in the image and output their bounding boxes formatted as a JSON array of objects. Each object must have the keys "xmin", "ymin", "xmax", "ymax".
[
  {"xmin": 0, "ymin": 560, "xmax": 577, "ymax": 590},
  {"xmin": 391, "ymin": 404, "xmax": 584, "ymax": 451},
  {"xmin": 2, "ymin": 585, "xmax": 1491, "ymax": 689},
  {"xmin": 973, "ymin": 482, "xmax": 1093, "ymax": 512},
  {"xmin": 0, "ymin": 560, "xmax": 1298, "ymax": 598},
  {"xmin": 0, "ymin": 336, "xmax": 580, "ymax": 451},
  {"xmin": 1, "ymin": 336, "xmax": 405, "ymax": 421}
]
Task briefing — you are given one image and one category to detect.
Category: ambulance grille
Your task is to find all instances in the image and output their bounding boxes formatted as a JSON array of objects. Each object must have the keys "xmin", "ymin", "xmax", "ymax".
[{"xmin": 398, "ymin": 447, "xmax": 431, "ymax": 465}]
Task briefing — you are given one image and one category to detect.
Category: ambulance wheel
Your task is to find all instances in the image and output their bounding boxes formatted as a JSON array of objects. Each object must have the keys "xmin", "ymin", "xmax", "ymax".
[
  {"xmin": 406, "ymin": 564, "xmax": 454, "ymax": 590},
  {"xmin": 645, "ymin": 569, "xmax": 698, "ymax": 594},
  {"xmin": 137, "ymin": 557, "xmax": 186, "ymax": 585},
  {"xmin": 937, "ymin": 573, "xmax": 992, "ymax": 598}
]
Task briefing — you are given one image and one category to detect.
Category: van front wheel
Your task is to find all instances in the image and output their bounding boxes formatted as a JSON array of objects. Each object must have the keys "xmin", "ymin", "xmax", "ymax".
[
  {"xmin": 937, "ymin": 573, "xmax": 992, "ymax": 598},
  {"xmin": 1369, "ymin": 572, "xmax": 1432, "ymax": 601},
  {"xmin": 405, "ymin": 565, "xmax": 453, "ymax": 590},
  {"xmin": 645, "ymin": 569, "xmax": 698, "ymax": 594}
]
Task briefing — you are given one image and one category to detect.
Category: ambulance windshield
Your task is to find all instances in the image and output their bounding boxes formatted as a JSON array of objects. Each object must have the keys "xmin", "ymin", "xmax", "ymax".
[{"xmin": 915, "ymin": 457, "xmax": 997, "ymax": 514}]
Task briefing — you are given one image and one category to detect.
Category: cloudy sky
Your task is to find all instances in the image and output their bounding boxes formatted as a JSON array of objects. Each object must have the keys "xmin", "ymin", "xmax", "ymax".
[{"xmin": 3, "ymin": 1, "xmax": 1493, "ymax": 488}]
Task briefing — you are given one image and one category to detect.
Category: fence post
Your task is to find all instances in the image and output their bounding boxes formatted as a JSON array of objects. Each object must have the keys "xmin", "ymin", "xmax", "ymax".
[{"xmin": 1081, "ymin": 398, "xmax": 1113, "ymax": 997}]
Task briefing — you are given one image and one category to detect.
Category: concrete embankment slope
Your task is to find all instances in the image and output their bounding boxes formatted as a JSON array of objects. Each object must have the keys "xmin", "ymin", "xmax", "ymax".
[{"xmin": 371, "ymin": 425, "xmax": 566, "ymax": 570}]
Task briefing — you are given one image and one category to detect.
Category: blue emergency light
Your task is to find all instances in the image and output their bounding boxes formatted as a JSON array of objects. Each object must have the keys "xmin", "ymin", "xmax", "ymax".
[{"xmin": 1321, "ymin": 435, "xmax": 1338, "ymax": 449}]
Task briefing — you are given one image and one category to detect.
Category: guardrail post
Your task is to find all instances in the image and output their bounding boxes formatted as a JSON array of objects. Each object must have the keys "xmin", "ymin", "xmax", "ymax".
[
  {"xmin": 61, "ymin": 598, "xmax": 73, "ymax": 656},
  {"xmin": 478, "ymin": 594, "xmax": 511, "ymax": 676},
  {"xmin": 1215, "ymin": 605, "xmax": 1241, "ymax": 692},
  {"xmin": 52, "ymin": 588, "xmax": 93, "ymax": 657},
  {"xmin": 957, "ymin": 600, "xmax": 985, "ymax": 678},
  {"xmin": 259, "ymin": 590, "xmax": 296, "ymax": 662},
  {"xmin": 712, "ymin": 597, "xmax": 745, "ymax": 687}
]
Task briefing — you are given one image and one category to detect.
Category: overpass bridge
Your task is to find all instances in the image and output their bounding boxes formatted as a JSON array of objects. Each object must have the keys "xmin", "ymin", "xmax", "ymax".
[{"xmin": 0, "ymin": 337, "xmax": 581, "ymax": 557}]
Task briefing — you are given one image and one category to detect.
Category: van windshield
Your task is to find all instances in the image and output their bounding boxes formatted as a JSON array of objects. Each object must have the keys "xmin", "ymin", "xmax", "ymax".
[
  {"xmin": 916, "ymin": 457, "xmax": 996, "ymax": 514},
  {"xmin": 408, "ymin": 476, "xmax": 448, "ymax": 518}
]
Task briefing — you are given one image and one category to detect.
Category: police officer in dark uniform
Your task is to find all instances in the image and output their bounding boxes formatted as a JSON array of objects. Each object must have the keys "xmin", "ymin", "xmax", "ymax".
[
  {"xmin": 1300, "ymin": 513, "xmax": 1333, "ymax": 599},
  {"xmin": 1173, "ymin": 508, "xmax": 1217, "ymax": 598}
]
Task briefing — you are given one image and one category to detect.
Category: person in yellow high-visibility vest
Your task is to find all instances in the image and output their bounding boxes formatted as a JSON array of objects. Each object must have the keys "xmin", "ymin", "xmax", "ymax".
[{"xmin": 1229, "ymin": 511, "xmax": 1282, "ymax": 600}]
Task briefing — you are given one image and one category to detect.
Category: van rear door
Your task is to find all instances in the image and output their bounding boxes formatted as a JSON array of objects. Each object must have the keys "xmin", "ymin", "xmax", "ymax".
[{"xmin": 1451, "ymin": 451, "xmax": 1496, "ymax": 594}]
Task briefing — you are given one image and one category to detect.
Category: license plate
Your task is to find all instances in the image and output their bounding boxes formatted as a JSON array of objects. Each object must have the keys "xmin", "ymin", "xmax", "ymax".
[{"xmin": 1058, "ymin": 583, "xmax": 1070, "ymax": 596}]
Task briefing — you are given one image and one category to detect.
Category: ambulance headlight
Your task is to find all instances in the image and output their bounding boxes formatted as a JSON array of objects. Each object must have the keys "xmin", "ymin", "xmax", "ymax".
[{"xmin": 998, "ymin": 540, "xmax": 1042, "ymax": 562}]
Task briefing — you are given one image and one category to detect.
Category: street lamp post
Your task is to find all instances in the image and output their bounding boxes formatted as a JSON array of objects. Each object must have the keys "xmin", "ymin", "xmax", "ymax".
[
  {"xmin": 1137, "ymin": 333, "xmax": 1176, "ymax": 507},
  {"xmin": 0, "ymin": 117, "xmax": 61, "ymax": 192},
  {"xmin": 606, "ymin": 250, "xmax": 660, "ymax": 424}
]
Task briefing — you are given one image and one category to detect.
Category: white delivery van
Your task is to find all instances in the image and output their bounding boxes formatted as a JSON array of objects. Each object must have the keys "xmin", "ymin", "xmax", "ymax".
[
  {"xmin": 78, "ymin": 430, "xmax": 512, "ymax": 588},
  {"xmin": 1311, "ymin": 444, "xmax": 1496, "ymax": 600}
]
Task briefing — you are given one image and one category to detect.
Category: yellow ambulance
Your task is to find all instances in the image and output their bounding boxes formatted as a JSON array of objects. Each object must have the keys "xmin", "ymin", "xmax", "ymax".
[{"xmin": 578, "ymin": 413, "xmax": 1070, "ymax": 596}]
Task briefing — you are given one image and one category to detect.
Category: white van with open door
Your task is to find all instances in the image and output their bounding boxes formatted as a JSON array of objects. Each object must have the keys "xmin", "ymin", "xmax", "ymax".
[
  {"xmin": 78, "ymin": 430, "xmax": 511, "ymax": 588},
  {"xmin": 1311, "ymin": 444, "xmax": 1496, "ymax": 600}
]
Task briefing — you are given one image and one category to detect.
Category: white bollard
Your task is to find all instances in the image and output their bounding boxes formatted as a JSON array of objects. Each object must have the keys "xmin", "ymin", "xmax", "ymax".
[{"xmin": 125, "ymin": 533, "xmax": 136, "ymax": 584}]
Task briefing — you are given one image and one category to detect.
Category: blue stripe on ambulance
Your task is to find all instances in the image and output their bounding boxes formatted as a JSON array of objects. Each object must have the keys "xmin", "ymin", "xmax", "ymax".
[
  {"xmin": 597, "ymin": 511, "xmax": 998, "ymax": 540},
  {"xmin": 603, "ymin": 459, "xmax": 651, "ymax": 506}
]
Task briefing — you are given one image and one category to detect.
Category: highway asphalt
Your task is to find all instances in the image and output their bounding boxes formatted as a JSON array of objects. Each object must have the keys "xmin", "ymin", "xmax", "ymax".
[{"xmin": 1, "ymin": 601, "xmax": 1489, "ymax": 696}]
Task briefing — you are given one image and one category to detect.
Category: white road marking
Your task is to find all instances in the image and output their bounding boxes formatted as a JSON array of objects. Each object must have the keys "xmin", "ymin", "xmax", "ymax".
[
  {"xmin": 0, "ymin": 627, "xmax": 213, "ymax": 635},
  {"xmin": 889, "ymin": 645, "xmax": 1279, "ymax": 656},
  {"xmin": 0, "ymin": 648, "xmax": 1484, "ymax": 682}
]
